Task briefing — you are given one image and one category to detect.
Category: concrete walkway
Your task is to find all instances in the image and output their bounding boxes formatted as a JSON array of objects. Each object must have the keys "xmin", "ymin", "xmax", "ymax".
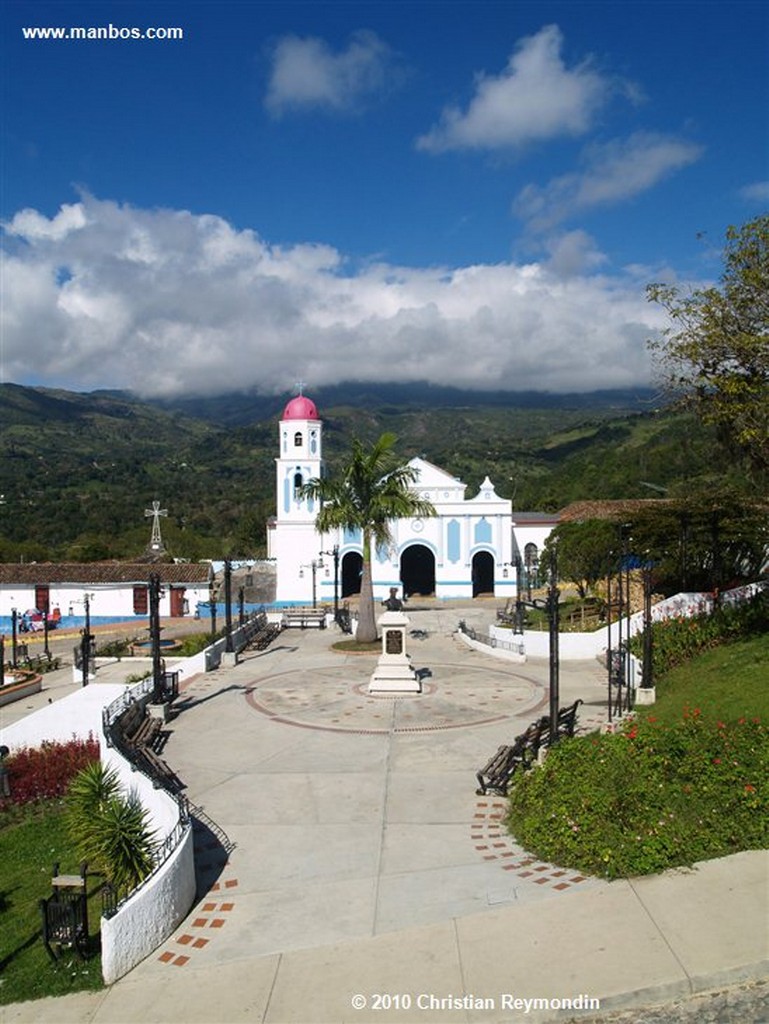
[{"xmin": 2, "ymin": 605, "xmax": 767, "ymax": 1023}]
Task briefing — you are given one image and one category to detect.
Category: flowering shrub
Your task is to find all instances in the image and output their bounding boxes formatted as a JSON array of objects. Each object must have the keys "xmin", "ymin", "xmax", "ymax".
[
  {"xmin": 506, "ymin": 714, "xmax": 768, "ymax": 879},
  {"xmin": 1, "ymin": 736, "xmax": 100, "ymax": 810},
  {"xmin": 630, "ymin": 589, "xmax": 768, "ymax": 676}
]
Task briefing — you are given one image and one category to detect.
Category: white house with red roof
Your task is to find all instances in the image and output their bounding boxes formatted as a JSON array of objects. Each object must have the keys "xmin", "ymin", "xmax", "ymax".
[{"xmin": 267, "ymin": 392, "xmax": 538, "ymax": 604}]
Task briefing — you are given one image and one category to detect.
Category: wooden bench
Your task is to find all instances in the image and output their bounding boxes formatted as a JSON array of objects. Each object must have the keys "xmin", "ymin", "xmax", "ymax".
[
  {"xmin": 475, "ymin": 703, "xmax": 582, "ymax": 797},
  {"xmin": 496, "ymin": 599, "xmax": 517, "ymax": 625},
  {"xmin": 121, "ymin": 705, "xmax": 163, "ymax": 751},
  {"xmin": 475, "ymin": 719, "xmax": 548, "ymax": 796},
  {"xmin": 556, "ymin": 698, "xmax": 583, "ymax": 738},
  {"xmin": 245, "ymin": 621, "xmax": 283, "ymax": 651},
  {"xmin": 41, "ymin": 862, "xmax": 89, "ymax": 962},
  {"xmin": 137, "ymin": 746, "xmax": 183, "ymax": 793},
  {"xmin": 536, "ymin": 699, "xmax": 584, "ymax": 743},
  {"xmin": 281, "ymin": 608, "xmax": 327, "ymax": 629}
]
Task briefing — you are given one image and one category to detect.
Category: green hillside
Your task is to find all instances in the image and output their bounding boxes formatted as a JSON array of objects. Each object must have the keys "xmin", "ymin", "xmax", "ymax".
[{"xmin": 0, "ymin": 383, "xmax": 751, "ymax": 562}]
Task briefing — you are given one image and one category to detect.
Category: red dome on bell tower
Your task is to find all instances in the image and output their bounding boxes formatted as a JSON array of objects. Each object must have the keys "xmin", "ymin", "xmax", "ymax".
[{"xmin": 282, "ymin": 394, "xmax": 319, "ymax": 420}]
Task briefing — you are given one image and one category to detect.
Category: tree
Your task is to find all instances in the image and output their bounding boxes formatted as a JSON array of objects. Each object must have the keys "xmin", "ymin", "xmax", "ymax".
[
  {"xmin": 647, "ymin": 215, "xmax": 769, "ymax": 482},
  {"xmin": 300, "ymin": 433, "xmax": 436, "ymax": 642},
  {"xmin": 543, "ymin": 519, "xmax": 618, "ymax": 598}
]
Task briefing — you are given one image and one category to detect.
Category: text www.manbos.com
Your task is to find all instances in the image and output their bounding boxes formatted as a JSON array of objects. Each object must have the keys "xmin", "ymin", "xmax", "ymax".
[{"xmin": 21, "ymin": 24, "xmax": 183, "ymax": 41}]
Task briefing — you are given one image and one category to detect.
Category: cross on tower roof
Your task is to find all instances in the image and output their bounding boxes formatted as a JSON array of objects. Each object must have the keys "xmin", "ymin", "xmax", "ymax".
[{"xmin": 295, "ymin": 380, "xmax": 307, "ymax": 396}]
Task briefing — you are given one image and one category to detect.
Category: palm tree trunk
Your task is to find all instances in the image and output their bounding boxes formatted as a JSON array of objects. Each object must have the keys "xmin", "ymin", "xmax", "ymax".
[{"xmin": 356, "ymin": 531, "xmax": 378, "ymax": 643}]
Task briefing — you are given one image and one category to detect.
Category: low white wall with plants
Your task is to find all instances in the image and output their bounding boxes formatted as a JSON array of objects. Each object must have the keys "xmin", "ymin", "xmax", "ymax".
[
  {"xmin": 488, "ymin": 584, "xmax": 762, "ymax": 663},
  {"xmin": 100, "ymin": 827, "xmax": 195, "ymax": 985},
  {"xmin": 0, "ymin": 681, "xmax": 196, "ymax": 986}
]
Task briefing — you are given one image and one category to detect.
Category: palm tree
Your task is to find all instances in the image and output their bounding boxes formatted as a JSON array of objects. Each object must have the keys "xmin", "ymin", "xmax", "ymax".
[{"xmin": 300, "ymin": 433, "xmax": 436, "ymax": 642}]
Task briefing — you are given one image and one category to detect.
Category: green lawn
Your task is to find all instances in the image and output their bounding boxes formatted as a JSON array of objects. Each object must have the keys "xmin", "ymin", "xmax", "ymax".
[
  {"xmin": 0, "ymin": 805, "xmax": 104, "ymax": 1006},
  {"xmin": 641, "ymin": 631, "xmax": 769, "ymax": 724}
]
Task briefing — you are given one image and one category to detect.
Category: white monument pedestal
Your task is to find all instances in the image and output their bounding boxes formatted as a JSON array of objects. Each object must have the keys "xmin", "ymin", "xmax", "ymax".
[{"xmin": 369, "ymin": 611, "xmax": 421, "ymax": 693}]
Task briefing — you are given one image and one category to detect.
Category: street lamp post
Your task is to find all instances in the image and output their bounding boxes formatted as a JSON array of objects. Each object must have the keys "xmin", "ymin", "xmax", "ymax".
[
  {"xmin": 300, "ymin": 559, "xmax": 322, "ymax": 609},
  {"xmin": 641, "ymin": 558, "xmax": 654, "ymax": 690},
  {"xmin": 321, "ymin": 546, "xmax": 340, "ymax": 621},
  {"xmin": 514, "ymin": 549, "xmax": 561, "ymax": 746},
  {"xmin": 80, "ymin": 593, "xmax": 94, "ymax": 688},
  {"xmin": 11, "ymin": 608, "xmax": 18, "ymax": 670},
  {"xmin": 224, "ymin": 559, "xmax": 233, "ymax": 653},
  {"xmin": 148, "ymin": 573, "xmax": 164, "ymax": 704},
  {"xmin": 545, "ymin": 548, "xmax": 560, "ymax": 746},
  {"xmin": 209, "ymin": 581, "xmax": 217, "ymax": 639}
]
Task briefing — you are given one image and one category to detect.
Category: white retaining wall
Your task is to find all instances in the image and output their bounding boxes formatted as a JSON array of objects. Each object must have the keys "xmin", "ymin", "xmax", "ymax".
[
  {"xmin": 489, "ymin": 584, "xmax": 763, "ymax": 662},
  {"xmin": 100, "ymin": 828, "xmax": 195, "ymax": 984}
]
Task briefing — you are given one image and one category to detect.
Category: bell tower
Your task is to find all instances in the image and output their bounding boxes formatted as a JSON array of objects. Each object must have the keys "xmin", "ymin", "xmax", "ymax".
[
  {"xmin": 276, "ymin": 387, "xmax": 323, "ymax": 522},
  {"xmin": 271, "ymin": 388, "xmax": 324, "ymax": 602}
]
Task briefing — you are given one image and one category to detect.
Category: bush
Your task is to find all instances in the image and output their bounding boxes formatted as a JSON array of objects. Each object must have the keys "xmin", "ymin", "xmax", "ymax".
[
  {"xmin": 630, "ymin": 588, "xmax": 769, "ymax": 676},
  {"xmin": 176, "ymin": 630, "xmax": 222, "ymax": 657},
  {"xmin": 506, "ymin": 713, "xmax": 768, "ymax": 879},
  {"xmin": 1, "ymin": 737, "xmax": 100, "ymax": 811}
]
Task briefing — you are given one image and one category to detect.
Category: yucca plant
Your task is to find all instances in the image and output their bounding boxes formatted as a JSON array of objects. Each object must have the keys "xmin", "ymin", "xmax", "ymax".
[
  {"xmin": 64, "ymin": 761, "xmax": 122, "ymax": 872},
  {"xmin": 91, "ymin": 792, "xmax": 156, "ymax": 891},
  {"xmin": 65, "ymin": 763, "xmax": 156, "ymax": 891}
]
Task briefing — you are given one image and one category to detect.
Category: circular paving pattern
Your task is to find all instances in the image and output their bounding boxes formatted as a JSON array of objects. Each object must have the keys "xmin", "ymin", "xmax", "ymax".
[{"xmin": 244, "ymin": 660, "xmax": 548, "ymax": 734}]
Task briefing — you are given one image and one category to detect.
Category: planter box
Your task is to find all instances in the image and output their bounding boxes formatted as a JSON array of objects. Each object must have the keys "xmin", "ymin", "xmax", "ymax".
[{"xmin": 0, "ymin": 674, "xmax": 43, "ymax": 707}]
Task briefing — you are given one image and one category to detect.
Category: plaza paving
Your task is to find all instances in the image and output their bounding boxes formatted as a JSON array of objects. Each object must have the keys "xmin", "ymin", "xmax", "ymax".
[{"xmin": 2, "ymin": 604, "xmax": 767, "ymax": 1023}]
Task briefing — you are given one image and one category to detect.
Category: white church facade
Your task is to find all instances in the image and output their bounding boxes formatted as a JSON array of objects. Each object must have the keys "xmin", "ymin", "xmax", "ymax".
[{"xmin": 267, "ymin": 393, "xmax": 557, "ymax": 606}]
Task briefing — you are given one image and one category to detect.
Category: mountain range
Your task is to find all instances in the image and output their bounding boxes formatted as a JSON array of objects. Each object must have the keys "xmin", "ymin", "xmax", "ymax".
[{"xmin": 0, "ymin": 381, "xmax": 741, "ymax": 562}]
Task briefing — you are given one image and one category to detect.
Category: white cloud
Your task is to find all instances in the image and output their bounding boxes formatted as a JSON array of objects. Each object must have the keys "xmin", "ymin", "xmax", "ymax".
[
  {"xmin": 513, "ymin": 132, "xmax": 703, "ymax": 232},
  {"xmin": 6, "ymin": 202, "xmax": 87, "ymax": 241},
  {"xmin": 1, "ymin": 195, "xmax": 671, "ymax": 398},
  {"xmin": 265, "ymin": 30, "xmax": 393, "ymax": 115},
  {"xmin": 417, "ymin": 25, "xmax": 623, "ymax": 153},
  {"xmin": 543, "ymin": 230, "xmax": 608, "ymax": 278},
  {"xmin": 738, "ymin": 181, "xmax": 769, "ymax": 204}
]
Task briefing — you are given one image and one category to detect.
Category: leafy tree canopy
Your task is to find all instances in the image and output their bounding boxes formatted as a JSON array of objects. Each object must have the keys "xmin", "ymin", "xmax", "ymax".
[{"xmin": 647, "ymin": 215, "xmax": 769, "ymax": 482}]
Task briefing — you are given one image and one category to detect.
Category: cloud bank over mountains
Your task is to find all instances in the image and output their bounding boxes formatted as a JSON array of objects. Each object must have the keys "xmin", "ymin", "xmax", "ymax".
[{"xmin": 3, "ymin": 195, "xmax": 666, "ymax": 399}]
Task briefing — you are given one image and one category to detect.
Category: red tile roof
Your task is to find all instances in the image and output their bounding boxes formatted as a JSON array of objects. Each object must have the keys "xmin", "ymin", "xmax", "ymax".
[{"xmin": 0, "ymin": 562, "xmax": 212, "ymax": 585}]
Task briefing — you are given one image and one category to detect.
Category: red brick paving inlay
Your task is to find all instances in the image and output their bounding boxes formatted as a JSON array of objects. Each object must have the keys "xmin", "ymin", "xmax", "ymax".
[
  {"xmin": 471, "ymin": 797, "xmax": 594, "ymax": 894},
  {"xmin": 158, "ymin": 880, "xmax": 238, "ymax": 966}
]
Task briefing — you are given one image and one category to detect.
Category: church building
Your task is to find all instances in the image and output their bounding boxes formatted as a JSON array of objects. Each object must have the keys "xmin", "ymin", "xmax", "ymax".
[{"xmin": 267, "ymin": 392, "xmax": 545, "ymax": 606}]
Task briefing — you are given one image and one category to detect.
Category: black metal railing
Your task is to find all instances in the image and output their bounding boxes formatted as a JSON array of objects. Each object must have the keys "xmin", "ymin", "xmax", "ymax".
[{"xmin": 457, "ymin": 619, "xmax": 525, "ymax": 656}]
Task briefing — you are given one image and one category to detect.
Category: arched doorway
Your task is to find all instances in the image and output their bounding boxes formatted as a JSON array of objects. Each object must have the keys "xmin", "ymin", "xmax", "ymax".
[
  {"xmin": 400, "ymin": 545, "xmax": 436, "ymax": 598},
  {"xmin": 472, "ymin": 551, "xmax": 495, "ymax": 597},
  {"xmin": 341, "ymin": 552, "xmax": 363, "ymax": 598}
]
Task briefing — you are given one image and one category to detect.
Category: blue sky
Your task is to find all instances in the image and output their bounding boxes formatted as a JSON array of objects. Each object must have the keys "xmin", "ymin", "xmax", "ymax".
[{"xmin": 2, "ymin": 1, "xmax": 767, "ymax": 398}]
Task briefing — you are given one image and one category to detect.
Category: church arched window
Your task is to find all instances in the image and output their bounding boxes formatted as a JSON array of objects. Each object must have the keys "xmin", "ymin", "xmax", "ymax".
[
  {"xmin": 293, "ymin": 471, "xmax": 303, "ymax": 498},
  {"xmin": 294, "ymin": 431, "xmax": 303, "ymax": 447}
]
